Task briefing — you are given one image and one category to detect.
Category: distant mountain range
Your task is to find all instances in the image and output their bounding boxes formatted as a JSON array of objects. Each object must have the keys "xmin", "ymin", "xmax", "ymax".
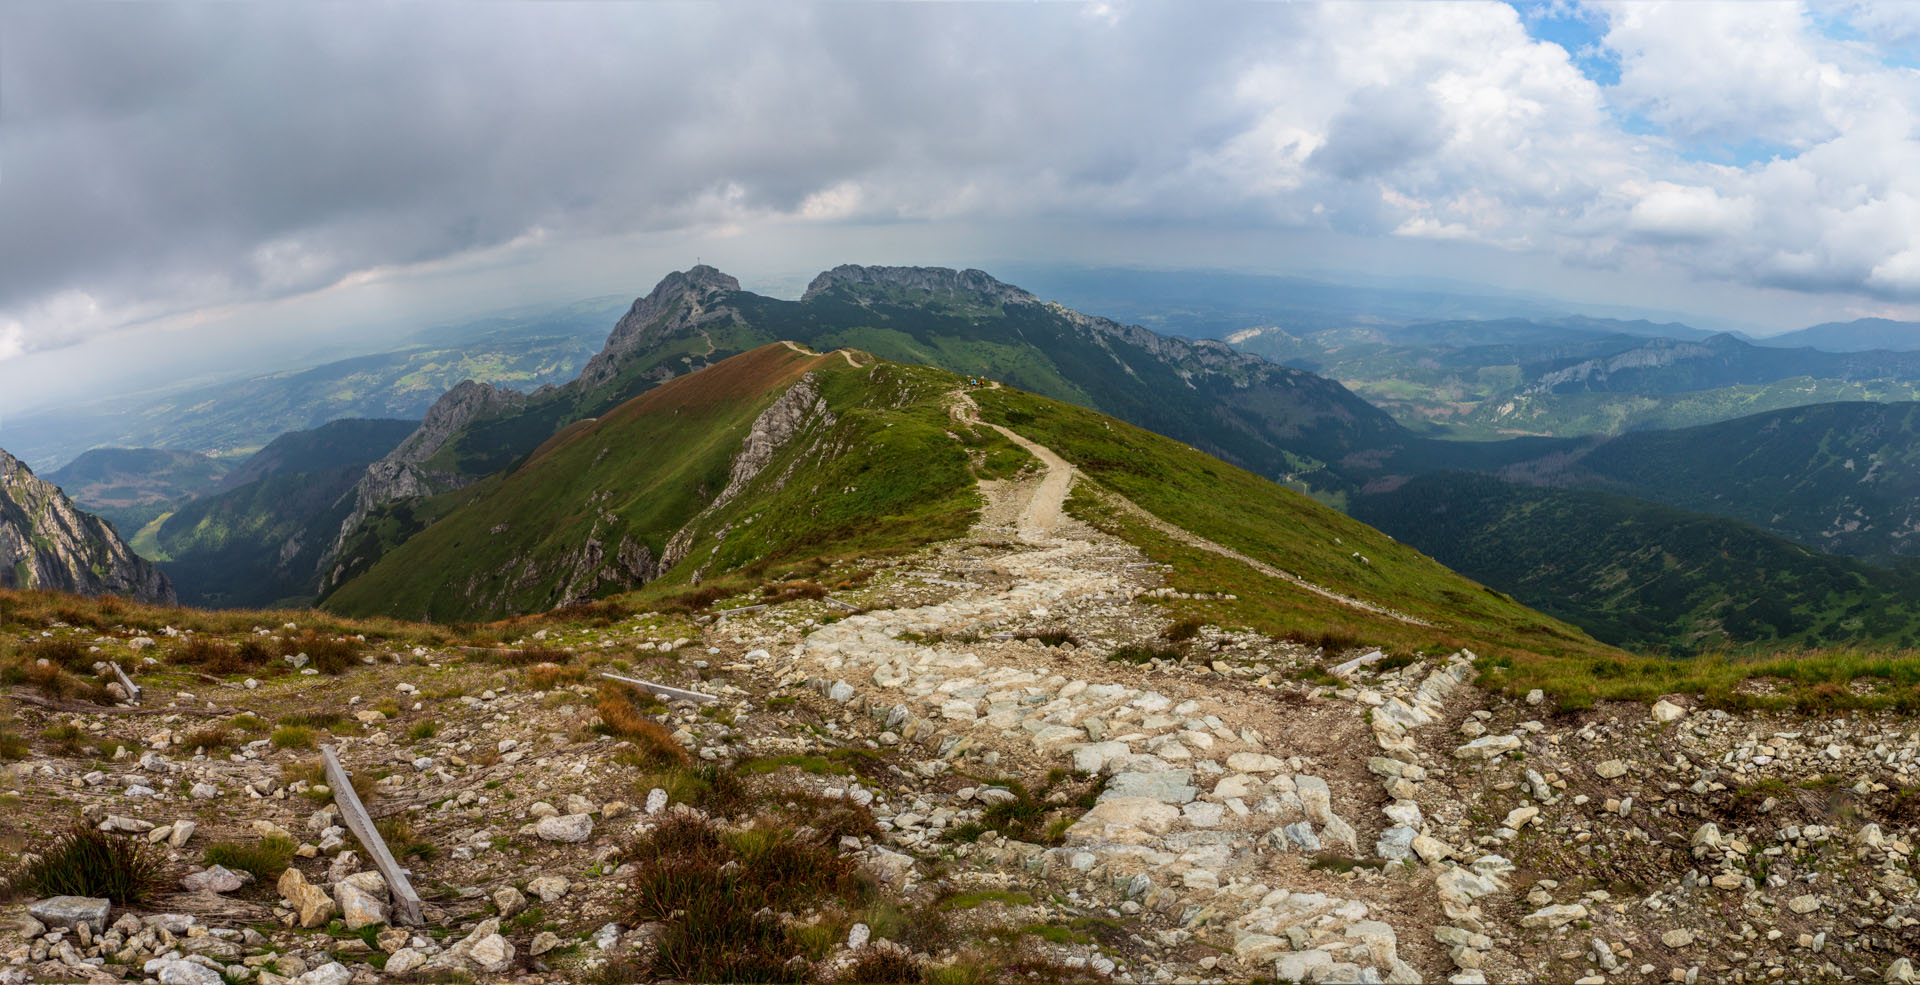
[
  {"xmin": 4, "ymin": 295, "xmax": 625, "ymax": 471},
  {"xmin": 1752, "ymin": 317, "xmax": 1920, "ymax": 352}
]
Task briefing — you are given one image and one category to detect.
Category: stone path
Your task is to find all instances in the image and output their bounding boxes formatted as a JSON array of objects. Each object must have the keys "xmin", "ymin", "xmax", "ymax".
[{"xmin": 723, "ymin": 411, "xmax": 1474, "ymax": 983}]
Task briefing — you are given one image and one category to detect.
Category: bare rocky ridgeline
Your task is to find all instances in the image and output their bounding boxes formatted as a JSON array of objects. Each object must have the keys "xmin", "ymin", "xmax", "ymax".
[
  {"xmin": 2, "ymin": 426, "xmax": 1917, "ymax": 985},
  {"xmin": 0, "ymin": 448, "xmax": 174, "ymax": 605}
]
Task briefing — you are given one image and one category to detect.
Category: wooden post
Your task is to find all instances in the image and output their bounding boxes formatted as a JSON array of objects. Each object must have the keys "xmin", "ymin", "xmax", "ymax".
[
  {"xmin": 109, "ymin": 662, "xmax": 140, "ymax": 705},
  {"xmin": 601, "ymin": 672, "xmax": 718, "ymax": 705},
  {"xmin": 321, "ymin": 745, "xmax": 425, "ymax": 925}
]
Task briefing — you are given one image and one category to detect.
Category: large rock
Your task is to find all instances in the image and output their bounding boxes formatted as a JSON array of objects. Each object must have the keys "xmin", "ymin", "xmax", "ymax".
[
  {"xmin": 180, "ymin": 865, "xmax": 246, "ymax": 893},
  {"xmin": 1102, "ymin": 770, "xmax": 1197, "ymax": 804},
  {"xmin": 29, "ymin": 896, "xmax": 111, "ymax": 934},
  {"xmin": 335, "ymin": 879, "xmax": 389, "ymax": 930},
  {"xmin": 1226, "ymin": 752, "xmax": 1287, "ymax": 773},
  {"xmin": 276, "ymin": 869, "xmax": 336, "ymax": 929},
  {"xmin": 536, "ymin": 813, "xmax": 594, "ymax": 843},
  {"xmin": 295, "ymin": 964, "xmax": 353, "ymax": 985},
  {"xmin": 145, "ymin": 958, "xmax": 223, "ymax": 985},
  {"xmin": 468, "ymin": 932, "xmax": 516, "ymax": 973},
  {"xmin": 527, "ymin": 875, "xmax": 572, "ymax": 902},
  {"xmin": 385, "ymin": 949, "xmax": 426, "ymax": 975},
  {"xmin": 1519, "ymin": 903, "xmax": 1587, "ymax": 929},
  {"xmin": 1070, "ymin": 798, "xmax": 1181, "ymax": 842},
  {"xmin": 1454, "ymin": 735, "xmax": 1520, "ymax": 759}
]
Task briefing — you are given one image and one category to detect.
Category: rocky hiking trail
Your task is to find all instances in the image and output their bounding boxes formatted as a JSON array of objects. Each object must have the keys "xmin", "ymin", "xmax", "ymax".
[
  {"xmin": 4, "ymin": 382, "xmax": 1918, "ymax": 985},
  {"xmin": 717, "ymin": 409, "xmax": 1470, "ymax": 983}
]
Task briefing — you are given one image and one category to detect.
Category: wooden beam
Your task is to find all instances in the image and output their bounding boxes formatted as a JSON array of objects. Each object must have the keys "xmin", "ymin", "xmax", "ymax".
[
  {"xmin": 714, "ymin": 603, "xmax": 768, "ymax": 621},
  {"xmin": 108, "ymin": 662, "xmax": 140, "ymax": 705},
  {"xmin": 321, "ymin": 744, "xmax": 425, "ymax": 925},
  {"xmin": 601, "ymin": 672, "xmax": 718, "ymax": 705},
  {"xmin": 823, "ymin": 596, "xmax": 858, "ymax": 611}
]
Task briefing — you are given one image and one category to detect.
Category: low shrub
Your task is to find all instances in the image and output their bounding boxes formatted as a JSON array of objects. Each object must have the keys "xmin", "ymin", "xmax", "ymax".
[
  {"xmin": 525, "ymin": 662, "xmax": 588, "ymax": 689},
  {"xmin": 762, "ymin": 581, "xmax": 828, "ymax": 604},
  {"xmin": 1107, "ymin": 645, "xmax": 1179, "ymax": 665},
  {"xmin": 1162, "ymin": 617, "xmax": 1205, "ymax": 643},
  {"xmin": 202, "ymin": 835, "xmax": 296, "ymax": 880},
  {"xmin": 841, "ymin": 947, "xmax": 925, "ymax": 984},
  {"xmin": 596, "ymin": 688, "xmax": 689, "ymax": 767},
  {"xmin": 0, "ymin": 726, "xmax": 26, "ymax": 760},
  {"xmin": 270, "ymin": 725, "xmax": 314, "ymax": 750},
  {"xmin": 27, "ymin": 638, "xmax": 92, "ymax": 671},
  {"xmin": 475, "ymin": 645, "xmax": 572, "ymax": 667},
  {"xmin": 179, "ymin": 726, "xmax": 235, "ymax": 751},
  {"xmin": 279, "ymin": 632, "xmax": 361, "ymax": 674},
  {"xmin": 375, "ymin": 816, "xmax": 436, "ymax": 862},
  {"xmin": 625, "ymin": 813, "xmax": 873, "ymax": 982},
  {"xmin": 6, "ymin": 823, "xmax": 168, "ymax": 904}
]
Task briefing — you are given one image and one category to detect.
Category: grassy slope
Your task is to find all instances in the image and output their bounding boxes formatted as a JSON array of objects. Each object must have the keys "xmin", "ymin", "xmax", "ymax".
[
  {"xmin": 402, "ymin": 279, "xmax": 1408, "ymax": 507},
  {"xmin": 153, "ymin": 465, "xmax": 365, "ymax": 608},
  {"xmin": 324, "ymin": 346, "xmax": 980, "ymax": 622},
  {"xmin": 1350, "ymin": 472, "xmax": 1920, "ymax": 654},
  {"xmin": 969, "ymin": 386, "xmax": 1618, "ymax": 664}
]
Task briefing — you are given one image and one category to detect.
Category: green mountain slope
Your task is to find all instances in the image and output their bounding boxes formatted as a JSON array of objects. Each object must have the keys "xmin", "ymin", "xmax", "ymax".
[
  {"xmin": 213, "ymin": 418, "xmax": 417, "ymax": 492},
  {"xmin": 152, "ymin": 419, "xmax": 415, "ymax": 607},
  {"xmin": 322, "ymin": 345, "xmax": 982, "ymax": 621},
  {"xmin": 1351, "ymin": 472, "xmax": 1920, "ymax": 653},
  {"xmin": 345, "ymin": 265, "xmax": 1409, "ymax": 532},
  {"xmin": 968, "ymin": 387, "xmax": 1612, "ymax": 662},
  {"xmin": 324, "ymin": 344, "xmax": 1615, "ymax": 669},
  {"xmin": 1505, "ymin": 401, "xmax": 1920, "ymax": 559}
]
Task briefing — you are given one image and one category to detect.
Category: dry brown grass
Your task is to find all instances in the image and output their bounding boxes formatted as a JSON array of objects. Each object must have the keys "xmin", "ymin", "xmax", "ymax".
[
  {"xmin": 526, "ymin": 662, "xmax": 589, "ymax": 689},
  {"xmin": 596, "ymin": 686, "xmax": 689, "ymax": 767}
]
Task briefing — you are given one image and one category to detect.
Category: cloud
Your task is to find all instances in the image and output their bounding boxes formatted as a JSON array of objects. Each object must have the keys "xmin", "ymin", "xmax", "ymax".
[
  {"xmin": 10, "ymin": 0, "xmax": 1920, "ymax": 368},
  {"xmin": 1627, "ymin": 183, "xmax": 1754, "ymax": 241}
]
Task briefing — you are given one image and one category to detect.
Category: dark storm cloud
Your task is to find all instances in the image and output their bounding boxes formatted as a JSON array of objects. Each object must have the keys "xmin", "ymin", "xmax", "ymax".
[
  {"xmin": 0, "ymin": 1, "xmax": 1282, "ymax": 352},
  {"xmin": 9, "ymin": 0, "xmax": 1920, "ymax": 365}
]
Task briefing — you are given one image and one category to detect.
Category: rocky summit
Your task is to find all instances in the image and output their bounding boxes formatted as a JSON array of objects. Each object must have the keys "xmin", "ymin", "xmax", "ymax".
[{"xmin": 0, "ymin": 373, "xmax": 1913, "ymax": 985}]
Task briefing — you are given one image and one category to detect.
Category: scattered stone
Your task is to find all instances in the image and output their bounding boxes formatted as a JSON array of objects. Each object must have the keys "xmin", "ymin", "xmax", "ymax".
[
  {"xmin": 536, "ymin": 813, "xmax": 594, "ymax": 843},
  {"xmin": 180, "ymin": 865, "xmax": 246, "ymax": 893},
  {"xmin": 28, "ymin": 896, "xmax": 111, "ymax": 934}
]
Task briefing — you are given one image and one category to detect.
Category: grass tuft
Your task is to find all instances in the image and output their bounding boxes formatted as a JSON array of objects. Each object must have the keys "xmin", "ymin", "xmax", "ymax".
[
  {"xmin": 202, "ymin": 835, "xmax": 296, "ymax": 880},
  {"xmin": 6, "ymin": 823, "xmax": 168, "ymax": 904}
]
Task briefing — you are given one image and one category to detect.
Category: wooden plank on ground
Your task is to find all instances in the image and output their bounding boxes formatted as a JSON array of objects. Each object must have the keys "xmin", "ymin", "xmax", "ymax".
[
  {"xmin": 321, "ymin": 744, "xmax": 425, "ymax": 925},
  {"xmin": 109, "ymin": 662, "xmax": 140, "ymax": 705},
  {"xmin": 823, "ymin": 596, "xmax": 858, "ymax": 611},
  {"xmin": 601, "ymin": 672, "xmax": 718, "ymax": 705}
]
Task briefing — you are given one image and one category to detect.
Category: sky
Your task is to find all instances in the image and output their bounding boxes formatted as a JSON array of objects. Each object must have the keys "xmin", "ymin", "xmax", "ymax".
[{"xmin": 8, "ymin": 0, "xmax": 1920, "ymax": 413}]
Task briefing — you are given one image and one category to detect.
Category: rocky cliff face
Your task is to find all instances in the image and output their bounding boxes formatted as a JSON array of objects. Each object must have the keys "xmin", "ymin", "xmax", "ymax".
[
  {"xmin": 0, "ymin": 448, "xmax": 174, "ymax": 603},
  {"xmin": 319, "ymin": 381, "xmax": 531, "ymax": 587},
  {"xmin": 574, "ymin": 264, "xmax": 743, "ymax": 393}
]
